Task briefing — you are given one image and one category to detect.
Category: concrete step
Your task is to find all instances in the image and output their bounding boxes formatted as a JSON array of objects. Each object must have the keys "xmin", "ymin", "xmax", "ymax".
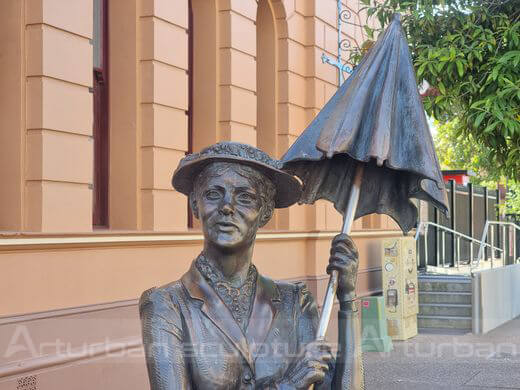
[
  {"xmin": 418, "ymin": 276, "xmax": 472, "ymax": 293},
  {"xmin": 419, "ymin": 291, "xmax": 472, "ymax": 305},
  {"xmin": 418, "ymin": 315, "xmax": 472, "ymax": 330},
  {"xmin": 419, "ymin": 303, "xmax": 472, "ymax": 317}
]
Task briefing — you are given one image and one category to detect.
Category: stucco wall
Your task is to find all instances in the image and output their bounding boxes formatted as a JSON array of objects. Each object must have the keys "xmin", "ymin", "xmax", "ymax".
[
  {"xmin": 472, "ymin": 263, "xmax": 520, "ymax": 334},
  {"xmin": 0, "ymin": 1, "xmax": 400, "ymax": 387},
  {"xmin": 0, "ymin": 0, "xmax": 395, "ymax": 313}
]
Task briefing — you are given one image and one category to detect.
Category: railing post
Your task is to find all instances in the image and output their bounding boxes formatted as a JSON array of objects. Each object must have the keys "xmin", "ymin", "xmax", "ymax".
[
  {"xmin": 513, "ymin": 228, "xmax": 520, "ymax": 263},
  {"xmin": 456, "ymin": 236, "xmax": 460, "ymax": 270},
  {"xmin": 450, "ymin": 180, "xmax": 456, "ymax": 267},
  {"xmin": 496, "ymin": 188, "xmax": 501, "ymax": 259},
  {"xmin": 513, "ymin": 226, "xmax": 518, "ymax": 264},
  {"xmin": 442, "ymin": 231, "xmax": 446, "ymax": 268},
  {"xmin": 468, "ymin": 182, "xmax": 474, "ymax": 263},
  {"xmin": 434, "ymin": 207, "xmax": 439, "ymax": 267},
  {"xmin": 503, "ymin": 225, "xmax": 506, "ymax": 264},
  {"xmin": 424, "ymin": 224, "xmax": 428, "ymax": 270},
  {"xmin": 490, "ymin": 224, "xmax": 495, "ymax": 268},
  {"xmin": 484, "ymin": 187, "xmax": 489, "ymax": 261},
  {"xmin": 476, "ymin": 221, "xmax": 489, "ymax": 266}
]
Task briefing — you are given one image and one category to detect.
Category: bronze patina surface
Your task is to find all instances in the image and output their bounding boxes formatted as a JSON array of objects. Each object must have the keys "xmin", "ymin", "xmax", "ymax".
[
  {"xmin": 139, "ymin": 142, "xmax": 364, "ymax": 389},
  {"xmin": 282, "ymin": 14, "xmax": 449, "ymax": 234}
]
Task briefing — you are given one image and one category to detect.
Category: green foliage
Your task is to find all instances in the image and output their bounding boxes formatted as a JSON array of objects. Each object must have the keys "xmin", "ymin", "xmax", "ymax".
[
  {"xmin": 435, "ymin": 119, "xmax": 520, "ymax": 214},
  {"xmin": 434, "ymin": 120, "xmax": 499, "ymax": 185},
  {"xmin": 357, "ymin": 0, "xmax": 520, "ymax": 180},
  {"xmin": 505, "ymin": 182, "xmax": 520, "ymax": 215}
]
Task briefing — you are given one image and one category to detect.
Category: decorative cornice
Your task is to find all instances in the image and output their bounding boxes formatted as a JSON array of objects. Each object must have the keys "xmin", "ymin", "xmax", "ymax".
[{"xmin": 0, "ymin": 230, "xmax": 403, "ymax": 250}]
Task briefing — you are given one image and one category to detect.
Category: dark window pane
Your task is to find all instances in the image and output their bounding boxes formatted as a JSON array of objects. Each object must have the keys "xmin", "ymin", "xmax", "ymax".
[{"xmin": 93, "ymin": 0, "xmax": 103, "ymax": 69}]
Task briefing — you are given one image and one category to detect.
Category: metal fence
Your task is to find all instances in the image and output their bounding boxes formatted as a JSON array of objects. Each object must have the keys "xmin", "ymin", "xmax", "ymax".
[{"xmin": 416, "ymin": 180, "xmax": 519, "ymax": 268}]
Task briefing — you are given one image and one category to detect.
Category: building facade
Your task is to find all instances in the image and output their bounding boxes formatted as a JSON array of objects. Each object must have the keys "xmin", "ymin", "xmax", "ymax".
[{"xmin": 0, "ymin": 0, "xmax": 400, "ymax": 388}]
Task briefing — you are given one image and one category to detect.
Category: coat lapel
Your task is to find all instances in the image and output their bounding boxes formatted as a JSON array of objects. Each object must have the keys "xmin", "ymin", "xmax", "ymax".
[
  {"xmin": 246, "ymin": 274, "xmax": 280, "ymax": 351},
  {"xmin": 181, "ymin": 263, "xmax": 254, "ymax": 369}
]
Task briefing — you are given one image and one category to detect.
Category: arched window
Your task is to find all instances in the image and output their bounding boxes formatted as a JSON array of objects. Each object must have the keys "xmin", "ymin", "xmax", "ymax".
[
  {"xmin": 256, "ymin": 0, "xmax": 278, "ymax": 157},
  {"xmin": 189, "ymin": 0, "xmax": 219, "ymax": 153},
  {"xmin": 93, "ymin": 0, "xmax": 109, "ymax": 227},
  {"xmin": 188, "ymin": 0, "xmax": 218, "ymax": 228}
]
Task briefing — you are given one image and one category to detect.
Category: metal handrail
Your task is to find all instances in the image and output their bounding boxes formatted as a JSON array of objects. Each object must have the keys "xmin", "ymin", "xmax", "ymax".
[
  {"xmin": 415, "ymin": 221, "xmax": 504, "ymax": 270},
  {"xmin": 475, "ymin": 221, "xmax": 519, "ymax": 268}
]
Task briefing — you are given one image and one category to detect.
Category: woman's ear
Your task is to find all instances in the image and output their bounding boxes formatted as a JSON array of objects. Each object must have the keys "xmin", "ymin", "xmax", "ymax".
[
  {"xmin": 259, "ymin": 205, "xmax": 273, "ymax": 227},
  {"xmin": 189, "ymin": 192, "xmax": 199, "ymax": 219}
]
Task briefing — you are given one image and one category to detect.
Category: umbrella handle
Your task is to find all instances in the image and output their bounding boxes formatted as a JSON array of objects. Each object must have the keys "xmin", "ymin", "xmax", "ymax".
[{"xmin": 316, "ymin": 165, "xmax": 364, "ymax": 340}]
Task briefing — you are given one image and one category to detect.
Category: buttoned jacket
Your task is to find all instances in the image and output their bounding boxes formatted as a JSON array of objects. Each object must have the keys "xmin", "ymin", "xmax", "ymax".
[{"xmin": 139, "ymin": 262, "xmax": 334, "ymax": 389}]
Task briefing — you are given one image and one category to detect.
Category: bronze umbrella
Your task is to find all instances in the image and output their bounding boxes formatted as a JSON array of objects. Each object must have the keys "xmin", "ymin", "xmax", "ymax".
[{"xmin": 282, "ymin": 14, "xmax": 449, "ymax": 339}]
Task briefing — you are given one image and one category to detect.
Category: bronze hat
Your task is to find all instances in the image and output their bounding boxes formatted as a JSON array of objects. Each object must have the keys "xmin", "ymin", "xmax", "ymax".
[{"xmin": 172, "ymin": 142, "xmax": 302, "ymax": 208}]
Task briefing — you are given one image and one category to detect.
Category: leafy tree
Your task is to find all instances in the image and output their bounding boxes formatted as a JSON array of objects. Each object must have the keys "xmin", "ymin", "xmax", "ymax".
[
  {"xmin": 357, "ymin": 0, "xmax": 520, "ymax": 180},
  {"xmin": 505, "ymin": 182, "xmax": 520, "ymax": 215},
  {"xmin": 434, "ymin": 119, "xmax": 499, "ymax": 186},
  {"xmin": 435, "ymin": 119, "xmax": 520, "ymax": 215}
]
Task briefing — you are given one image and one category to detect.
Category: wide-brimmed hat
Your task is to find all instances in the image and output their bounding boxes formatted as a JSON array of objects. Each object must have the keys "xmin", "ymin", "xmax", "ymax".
[{"xmin": 172, "ymin": 142, "xmax": 302, "ymax": 208}]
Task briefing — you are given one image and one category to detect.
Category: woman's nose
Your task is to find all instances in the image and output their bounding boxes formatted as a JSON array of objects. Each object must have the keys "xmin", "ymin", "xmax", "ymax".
[{"xmin": 219, "ymin": 195, "xmax": 234, "ymax": 215}]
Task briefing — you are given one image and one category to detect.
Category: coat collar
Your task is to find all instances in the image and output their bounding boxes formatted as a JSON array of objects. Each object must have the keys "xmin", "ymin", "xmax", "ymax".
[
  {"xmin": 181, "ymin": 261, "xmax": 281, "ymax": 368},
  {"xmin": 247, "ymin": 274, "xmax": 281, "ymax": 348}
]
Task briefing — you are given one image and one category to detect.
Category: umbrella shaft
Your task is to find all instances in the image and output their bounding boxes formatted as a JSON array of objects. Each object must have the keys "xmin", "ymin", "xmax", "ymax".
[
  {"xmin": 316, "ymin": 165, "xmax": 364, "ymax": 340},
  {"xmin": 342, "ymin": 165, "xmax": 364, "ymax": 234}
]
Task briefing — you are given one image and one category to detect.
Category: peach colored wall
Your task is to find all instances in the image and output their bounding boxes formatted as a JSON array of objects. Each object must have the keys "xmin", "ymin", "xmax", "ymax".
[
  {"xmin": 108, "ymin": 0, "xmax": 141, "ymax": 230},
  {"xmin": 1, "ymin": 0, "xmax": 95, "ymax": 233},
  {"xmin": 0, "ymin": 1, "xmax": 401, "ymax": 386},
  {"xmin": 0, "ymin": 230, "xmax": 400, "ymax": 317},
  {"xmin": 0, "ymin": 0, "xmax": 400, "ymax": 313},
  {"xmin": 0, "ymin": 228, "xmax": 399, "ymax": 387},
  {"xmin": 0, "ymin": 0, "xmax": 25, "ymax": 231},
  {"xmin": 25, "ymin": 0, "xmax": 94, "ymax": 232},
  {"xmin": 140, "ymin": 0, "xmax": 189, "ymax": 231},
  {"xmin": 0, "ymin": 0, "xmax": 393, "ymax": 233}
]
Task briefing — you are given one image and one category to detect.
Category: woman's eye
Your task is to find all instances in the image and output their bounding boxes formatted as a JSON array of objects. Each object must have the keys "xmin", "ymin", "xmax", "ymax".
[
  {"xmin": 237, "ymin": 193, "xmax": 256, "ymax": 204},
  {"xmin": 205, "ymin": 190, "xmax": 221, "ymax": 200}
]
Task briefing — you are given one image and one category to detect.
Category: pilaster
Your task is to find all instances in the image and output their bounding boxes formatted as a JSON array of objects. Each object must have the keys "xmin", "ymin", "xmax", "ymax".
[
  {"xmin": 140, "ymin": 0, "xmax": 189, "ymax": 230},
  {"xmin": 24, "ymin": 0, "xmax": 93, "ymax": 232}
]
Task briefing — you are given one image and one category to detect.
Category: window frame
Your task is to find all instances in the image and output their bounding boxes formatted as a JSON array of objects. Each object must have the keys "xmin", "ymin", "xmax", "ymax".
[{"xmin": 92, "ymin": 0, "xmax": 109, "ymax": 228}]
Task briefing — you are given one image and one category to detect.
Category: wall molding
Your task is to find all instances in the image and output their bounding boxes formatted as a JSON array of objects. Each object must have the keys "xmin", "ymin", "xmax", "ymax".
[
  {"xmin": 0, "ymin": 268, "xmax": 385, "ymax": 378},
  {"xmin": 0, "ymin": 337, "xmax": 143, "ymax": 379},
  {"xmin": 0, "ymin": 299, "xmax": 138, "ymax": 325},
  {"xmin": 0, "ymin": 230, "xmax": 403, "ymax": 250},
  {"xmin": 0, "ymin": 266, "xmax": 384, "ymax": 324}
]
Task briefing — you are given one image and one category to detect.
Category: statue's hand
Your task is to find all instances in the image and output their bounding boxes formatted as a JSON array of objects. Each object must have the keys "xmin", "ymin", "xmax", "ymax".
[
  {"xmin": 283, "ymin": 341, "xmax": 332, "ymax": 389},
  {"xmin": 327, "ymin": 233, "xmax": 359, "ymax": 302}
]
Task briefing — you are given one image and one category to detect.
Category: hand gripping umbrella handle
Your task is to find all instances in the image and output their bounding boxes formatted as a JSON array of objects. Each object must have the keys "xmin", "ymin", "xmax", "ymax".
[{"xmin": 316, "ymin": 165, "xmax": 364, "ymax": 340}]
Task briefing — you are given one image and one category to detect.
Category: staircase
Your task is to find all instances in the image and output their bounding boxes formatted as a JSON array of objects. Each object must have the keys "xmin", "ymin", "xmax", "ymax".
[{"xmin": 418, "ymin": 274, "xmax": 473, "ymax": 331}]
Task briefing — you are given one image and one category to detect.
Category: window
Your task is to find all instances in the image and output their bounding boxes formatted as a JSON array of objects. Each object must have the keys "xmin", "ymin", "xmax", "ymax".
[
  {"xmin": 92, "ymin": 0, "xmax": 109, "ymax": 227},
  {"xmin": 256, "ymin": 0, "xmax": 278, "ymax": 157},
  {"xmin": 188, "ymin": 0, "xmax": 194, "ymax": 227}
]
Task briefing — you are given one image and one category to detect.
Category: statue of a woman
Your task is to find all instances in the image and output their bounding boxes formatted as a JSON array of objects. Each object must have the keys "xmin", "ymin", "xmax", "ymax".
[{"xmin": 139, "ymin": 142, "xmax": 364, "ymax": 389}]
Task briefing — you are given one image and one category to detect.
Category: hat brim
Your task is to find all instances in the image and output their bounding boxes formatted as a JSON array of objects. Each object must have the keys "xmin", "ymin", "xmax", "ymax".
[{"xmin": 172, "ymin": 155, "xmax": 302, "ymax": 208}]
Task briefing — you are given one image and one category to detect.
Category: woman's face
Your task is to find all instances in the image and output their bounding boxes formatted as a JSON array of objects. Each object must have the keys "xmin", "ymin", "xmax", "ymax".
[{"xmin": 193, "ymin": 164, "xmax": 266, "ymax": 252}]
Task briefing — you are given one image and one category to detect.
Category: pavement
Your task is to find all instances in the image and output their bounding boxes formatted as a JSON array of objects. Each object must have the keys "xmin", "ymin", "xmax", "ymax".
[{"xmin": 364, "ymin": 317, "xmax": 520, "ymax": 389}]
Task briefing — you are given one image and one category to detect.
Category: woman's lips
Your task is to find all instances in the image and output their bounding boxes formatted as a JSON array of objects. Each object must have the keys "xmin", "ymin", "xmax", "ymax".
[{"xmin": 216, "ymin": 221, "xmax": 239, "ymax": 232}]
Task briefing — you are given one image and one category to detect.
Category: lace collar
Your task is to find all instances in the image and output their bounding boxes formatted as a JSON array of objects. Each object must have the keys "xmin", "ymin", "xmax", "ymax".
[{"xmin": 195, "ymin": 253, "xmax": 257, "ymax": 331}]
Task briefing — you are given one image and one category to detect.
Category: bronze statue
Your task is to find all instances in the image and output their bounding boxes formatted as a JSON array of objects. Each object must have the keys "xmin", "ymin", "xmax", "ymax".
[{"xmin": 139, "ymin": 142, "xmax": 364, "ymax": 389}]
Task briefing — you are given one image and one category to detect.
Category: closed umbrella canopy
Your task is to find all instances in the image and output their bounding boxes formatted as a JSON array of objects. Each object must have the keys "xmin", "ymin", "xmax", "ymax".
[{"xmin": 282, "ymin": 14, "xmax": 448, "ymax": 233}]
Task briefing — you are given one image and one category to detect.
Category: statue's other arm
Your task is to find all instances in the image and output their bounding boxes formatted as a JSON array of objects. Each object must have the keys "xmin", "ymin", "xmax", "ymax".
[
  {"xmin": 297, "ymin": 283, "xmax": 334, "ymax": 390},
  {"xmin": 328, "ymin": 233, "xmax": 365, "ymax": 389},
  {"xmin": 139, "ymin": 288, "xmax": 191, "ymax": 390},
  {"xmin": 274, "ymin": 283, "xmax": 334, "ymax": 389},
  {"xmin": 333, "ymin": 300, "xmax": 365, "ymax": 389},
  {"xmin": 296, "ymin": 283, "xmax": 365, "ymax": 390}
]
